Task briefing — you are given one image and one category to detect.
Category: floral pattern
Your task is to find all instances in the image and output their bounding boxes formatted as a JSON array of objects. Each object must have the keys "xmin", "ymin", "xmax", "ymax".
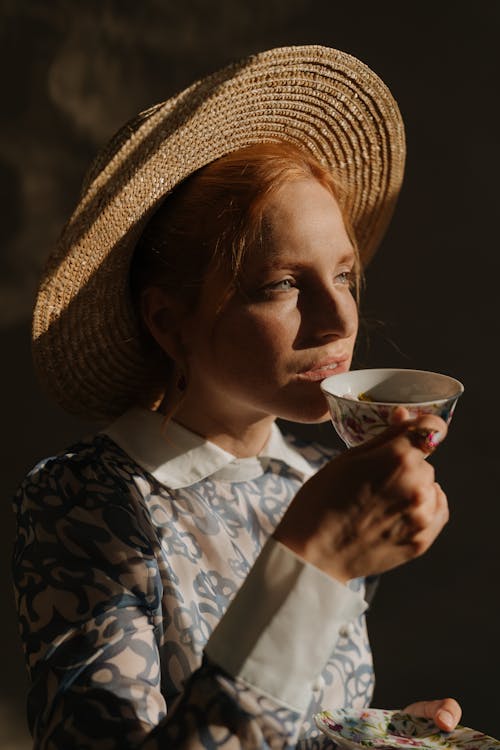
[
  {"xmin": 325, "ymin": 397, "xmax": 459, "ymax": 447},
  {"xmin": 315, "ymin": 709, "xmax": 500, "ymax": 750}
]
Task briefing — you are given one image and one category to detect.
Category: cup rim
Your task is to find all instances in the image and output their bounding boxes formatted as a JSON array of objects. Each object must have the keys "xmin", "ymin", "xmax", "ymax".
[{"xmin": 320, "ymin": 367, "xmax": 464, "ymax": 406}]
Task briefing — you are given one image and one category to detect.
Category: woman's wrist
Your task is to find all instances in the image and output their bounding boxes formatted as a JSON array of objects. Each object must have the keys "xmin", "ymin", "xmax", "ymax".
[{"xmin": 272, "ymin": 523, "xmax": 352, "ymax": 584}]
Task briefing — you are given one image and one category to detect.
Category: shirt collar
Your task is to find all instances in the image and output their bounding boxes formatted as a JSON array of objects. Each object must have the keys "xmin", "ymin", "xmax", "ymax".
[{"xmin": 101, "ymin": 407, "xmax": 315, "ymax": 489}]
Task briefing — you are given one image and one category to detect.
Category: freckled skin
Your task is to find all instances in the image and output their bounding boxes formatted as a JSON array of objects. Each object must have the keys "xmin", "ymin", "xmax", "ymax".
[{"xmin": 175, "ymin": 178, "xmax": 358, "ymax": 445}]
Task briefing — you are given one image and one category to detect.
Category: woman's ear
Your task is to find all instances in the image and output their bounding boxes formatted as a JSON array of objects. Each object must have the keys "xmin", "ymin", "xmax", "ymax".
[{"xmin": 140, "ymin": 286, "xmax": 187, "ymax": 362}]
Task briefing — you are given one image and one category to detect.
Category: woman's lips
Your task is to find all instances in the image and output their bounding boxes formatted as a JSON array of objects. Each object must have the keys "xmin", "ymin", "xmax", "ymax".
[{"xmin": 297, "ymin": 357, "xmax": 350, "ymax": 382}]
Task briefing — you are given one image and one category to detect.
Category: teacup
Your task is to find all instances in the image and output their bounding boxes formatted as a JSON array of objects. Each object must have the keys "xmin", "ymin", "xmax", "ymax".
[{"xmin": 320, "ymin": 368, "xmax": 464, "ymax": 447}]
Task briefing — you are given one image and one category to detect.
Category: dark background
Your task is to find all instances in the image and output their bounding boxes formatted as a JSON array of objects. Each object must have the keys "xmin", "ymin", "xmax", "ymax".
[{"xmin": 1, "ymin": 1, "xmax": 499, "ymax": 746}]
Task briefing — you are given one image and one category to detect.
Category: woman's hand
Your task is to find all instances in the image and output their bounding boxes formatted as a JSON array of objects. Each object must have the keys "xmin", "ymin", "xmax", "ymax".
[
  {"xmin": 273, "ymin": 413, "xmax": 449, "ymax": 582},
  {"xmin": 403, "ymin": 698, "xmax": 462, "ymax": 731}
]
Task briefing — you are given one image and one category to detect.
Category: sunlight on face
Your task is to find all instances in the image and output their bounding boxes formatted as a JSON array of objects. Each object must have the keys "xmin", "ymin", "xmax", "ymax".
[{"xmin": 178, "ymin": 178, "xmax": 359, "ymax": 431}]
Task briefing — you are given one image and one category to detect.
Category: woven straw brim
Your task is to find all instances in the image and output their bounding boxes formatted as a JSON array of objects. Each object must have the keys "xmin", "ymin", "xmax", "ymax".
[{"xmin": 32, "ymin": 45, "xmax": 406, "ymax": 421}]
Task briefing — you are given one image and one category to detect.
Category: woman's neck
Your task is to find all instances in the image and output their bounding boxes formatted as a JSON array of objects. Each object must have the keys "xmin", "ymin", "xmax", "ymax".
[{"xmin": 171, "ymin": 403, "xmax": 276, "ymax": 458}]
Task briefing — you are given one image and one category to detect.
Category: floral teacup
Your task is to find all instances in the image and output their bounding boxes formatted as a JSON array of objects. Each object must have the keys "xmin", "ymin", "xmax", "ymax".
[{"xmin": 320, "ymin": 368, "xmax": 464, "ymax": 448}]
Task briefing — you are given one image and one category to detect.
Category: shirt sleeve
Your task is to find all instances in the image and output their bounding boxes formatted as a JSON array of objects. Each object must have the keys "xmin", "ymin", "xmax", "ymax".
[
  {"xmin": 12, "ymin": 454, "xmax": 366, "ymax": 750},
  {"xmin": 205, "ymin": 537, "xmax": 367, "ymax": 710}
]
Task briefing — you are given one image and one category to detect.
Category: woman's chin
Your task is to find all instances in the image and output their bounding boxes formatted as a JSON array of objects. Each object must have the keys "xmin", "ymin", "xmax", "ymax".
[
  {"xmin": 278, "ymin": 403, "xmax": 332, "ymax": 425},
  {"xmin": 297, "ymin": 413, "xmax": 332, "ymax": 425}
]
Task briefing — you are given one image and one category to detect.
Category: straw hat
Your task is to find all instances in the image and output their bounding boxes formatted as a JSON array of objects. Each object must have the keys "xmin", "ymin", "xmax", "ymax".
[{"xmin": 32, "ymin": 44, "xmax": 406, "ymax": 421}]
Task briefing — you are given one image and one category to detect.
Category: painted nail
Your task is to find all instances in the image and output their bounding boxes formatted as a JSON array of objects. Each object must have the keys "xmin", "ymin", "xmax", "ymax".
[{"xmin": 406, "ymin": 426, "xmax": 442, "ymax": 454}]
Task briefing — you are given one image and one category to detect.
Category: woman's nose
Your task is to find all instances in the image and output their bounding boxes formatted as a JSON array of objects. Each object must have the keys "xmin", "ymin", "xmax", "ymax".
[{"xmin": 297, "ymin": 284, "xmax": 358, "ymax": 344}]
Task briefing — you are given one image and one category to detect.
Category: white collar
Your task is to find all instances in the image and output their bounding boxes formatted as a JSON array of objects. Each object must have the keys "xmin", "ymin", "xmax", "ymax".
[{"xmin": 101, "ymin": 407, "xmax": 315, "ymax": 489}]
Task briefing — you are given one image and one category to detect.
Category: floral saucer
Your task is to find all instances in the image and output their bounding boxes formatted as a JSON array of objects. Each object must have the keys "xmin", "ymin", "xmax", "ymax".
[{"xmin": 314, "ymin": 708, "xmax": 500, "ymax": 750}]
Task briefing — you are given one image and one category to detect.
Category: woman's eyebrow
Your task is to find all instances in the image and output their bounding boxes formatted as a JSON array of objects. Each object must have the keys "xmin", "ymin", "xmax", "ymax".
[{"xmin": 258, "ymin": 248, "xmax": 356, "ymax": 270}]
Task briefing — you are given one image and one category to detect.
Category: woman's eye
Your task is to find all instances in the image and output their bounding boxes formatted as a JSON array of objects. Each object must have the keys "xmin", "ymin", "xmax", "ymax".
[
  {"xmin": 268, "ymin": 278, "xmax": 296, "ymax": 291},
  {"xmin": 336, "ymin": 270, "xmax": 356, "ymax": 287}
]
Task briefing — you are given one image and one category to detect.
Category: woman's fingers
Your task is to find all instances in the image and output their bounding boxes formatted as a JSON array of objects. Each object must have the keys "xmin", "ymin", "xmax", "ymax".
[
  {"xmin": 406, "ymin": 425, "xmax": 443, "ymax": 455},
  {"xmin": 390, "ymin": 405, "xmax": 411, "ymax": 424},
  {"xmin": 403, "ymin": 483, "xmax": 449, "ymax": 552},
  {"xmin": 403, "ymin": 697, "xmax": 462, "ymax": 731},
  {"xmin": 377, "ymin": 482, "xmax": 448, "ymax": 558},
  {"xmin": 397, "ymin": 415, "xmax": 447, "ymax": 457},
  {"xmin": 402, "ymin": 414, "xmax": 447, "ymax": 459},
  {"xmin": 354, "ymin": 415, "xmax": 448, "ymax": 484},
  {"xmin": 274, "ymin": 407, "xmax": 451, "ymax": 582}
]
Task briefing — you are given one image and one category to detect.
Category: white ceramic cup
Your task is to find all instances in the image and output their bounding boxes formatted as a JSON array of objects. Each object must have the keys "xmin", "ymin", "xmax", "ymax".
[{"xmin": 320, "ymin": 368, "xmax": 464, "ymax": 447}]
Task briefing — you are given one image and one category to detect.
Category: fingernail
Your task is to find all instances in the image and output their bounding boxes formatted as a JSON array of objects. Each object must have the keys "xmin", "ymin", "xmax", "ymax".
[
  {"xmin": 407, "ymin": 427, "xmax": 442, "ymax": 454},
  {"xmin": 427, "ymin": 430, "xmax": 442, "ymax": 450},
  {"xmin": 436, "ymin": 709, "xmax": 454, "ymax": 731}
]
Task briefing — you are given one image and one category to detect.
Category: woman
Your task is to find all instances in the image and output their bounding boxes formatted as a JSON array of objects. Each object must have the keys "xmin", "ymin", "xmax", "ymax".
[{"xmin": 13, "ymin": 46, "xmax": 460, "ymax": 748}]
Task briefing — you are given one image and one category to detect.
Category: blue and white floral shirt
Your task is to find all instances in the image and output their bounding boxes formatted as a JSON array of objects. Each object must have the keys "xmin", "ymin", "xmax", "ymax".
[{"xmin": 12, "ymin": 407, "xmax": 374, "ymax": 749}]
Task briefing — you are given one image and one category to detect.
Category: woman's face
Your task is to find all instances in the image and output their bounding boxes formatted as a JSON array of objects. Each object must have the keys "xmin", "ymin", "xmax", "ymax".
[{"xmin": 178, "ymin": 178, "xmax": 359, "ymax": 427}]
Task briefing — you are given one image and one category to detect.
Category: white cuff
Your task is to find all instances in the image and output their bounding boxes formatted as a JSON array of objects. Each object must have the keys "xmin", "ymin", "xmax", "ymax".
[{"xmin": 204, "ymin": 537, "xmax": 367, "ymax": 711}]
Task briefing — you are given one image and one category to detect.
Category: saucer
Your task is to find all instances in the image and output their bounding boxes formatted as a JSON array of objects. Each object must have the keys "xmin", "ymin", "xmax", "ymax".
[{"xmin": 314, "ymin": 708, "xmax": 499, "ymax": 750}]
